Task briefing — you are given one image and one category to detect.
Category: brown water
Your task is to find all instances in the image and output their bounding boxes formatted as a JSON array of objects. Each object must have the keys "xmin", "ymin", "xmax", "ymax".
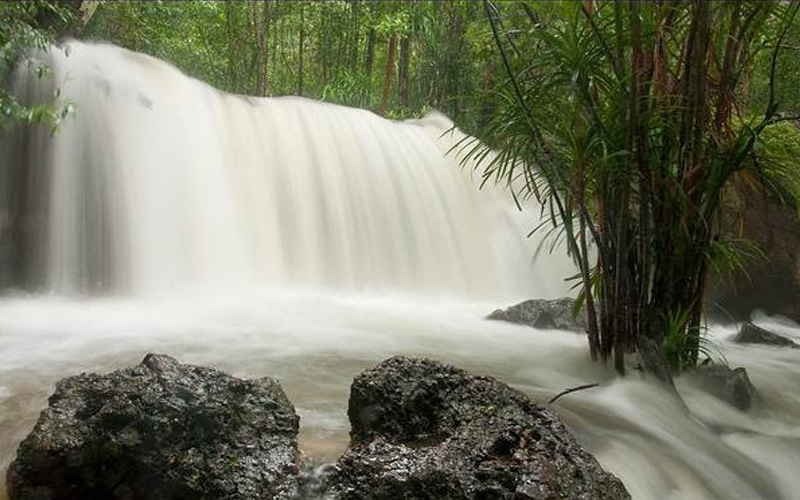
[{"xmin": 1, "ymin": 291, "xmax": 798, "ymax": 500}]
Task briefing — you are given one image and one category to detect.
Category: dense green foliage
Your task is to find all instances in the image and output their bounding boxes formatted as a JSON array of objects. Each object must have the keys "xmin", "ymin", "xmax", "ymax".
[
  {"xmin": 0, "ymin": 1, "xmax": 78, "ymax": 128},
  {"xmin": 82, "ymin": 1, "xmax": 495, "ymax": 127},
  {"xmin": 464, "ymin": 1, "xmax": 800, "ymax": 379}
]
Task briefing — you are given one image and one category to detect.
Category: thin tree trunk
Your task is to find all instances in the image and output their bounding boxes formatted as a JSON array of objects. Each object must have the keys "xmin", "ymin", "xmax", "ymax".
[
  {"xmin": 246, "ymin": 2, "xmax": 258, "ymax": 93},
  {"xmin": 297, "ymin": 2, "xmax": 305, "ymax": 96},
  {"xmin": 350, "ymin": 0, "xmax": 360, "ymax": 73},
  {"xmin": 271, "ymin": 2, "xmax": 279, "ymax": 93},
  {"xmin": 365, "ymin": 27, "xmax": 376, "ymax": 75},
  {"xmin": 380, "ymin": 34, "xmax": 397, "ymax": 115},
  {"xmin": 259, "ymin": 0, "xmax": 271, "ymax": 96},
  {"xmin": 398, "ymin": 36, "xmax": 410, "ymax": 108},
  {"xmin": 225, "ymin": 2, "xmax": 238, "ymax": 91}
]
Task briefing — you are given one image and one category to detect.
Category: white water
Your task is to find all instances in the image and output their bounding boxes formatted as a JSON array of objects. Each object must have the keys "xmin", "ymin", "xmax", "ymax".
[
  {"xmin": 1, "ymin": 42, "xmax": 799, "ymax": 500},
  {"xmin": 1, "ymin": 42, "xmax": 568, "ymax": 298}
]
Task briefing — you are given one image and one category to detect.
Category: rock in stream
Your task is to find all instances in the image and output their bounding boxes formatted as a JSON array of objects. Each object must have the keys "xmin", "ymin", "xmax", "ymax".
[
  {"xmin": 734, "ymin": 322, "xmax": 799, "ymax": 348},
  {"xmin": 692, "ymin": 363, "xmax": 760, "ymax": 411},
  {"xmin": 322, "ymin": 356, "xmax": 630, "ymax": 500},
  {"xmin": 487, "ymin": 298, "xmax": 588, "ymax": 332},
  {"xmin": 7, "ymin": 354, "xmax": 630, "ymax": 500},
  {"xmin": 6, "ymin": 353, "xmax": 300, "ymax": 500}
]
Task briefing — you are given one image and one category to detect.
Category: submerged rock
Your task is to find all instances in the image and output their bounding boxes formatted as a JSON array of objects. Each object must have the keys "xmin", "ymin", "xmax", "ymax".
[
  {"xmin": 324, "ymin": 356, "xmax": 630, "ymax": 500},
  {"xmin": 487, "ymin": 298, "xmax": 587, "ymax": 332},
  {"xmin": 7, "ymin": 353, "xmax": 299, "ymax": 500},
  {"xmin": 734, "ymin": 322, "xmax": 799, "ymax": 348},
  {"xmin": 693, "ymin": 363, "xmax": 759, "ymax": 411}
]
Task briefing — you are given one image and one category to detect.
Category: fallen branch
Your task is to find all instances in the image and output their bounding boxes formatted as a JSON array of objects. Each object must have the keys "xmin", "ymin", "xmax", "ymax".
[{"xmin": 548, "ymin": 383, "xmax": 599, "ymax": 405}]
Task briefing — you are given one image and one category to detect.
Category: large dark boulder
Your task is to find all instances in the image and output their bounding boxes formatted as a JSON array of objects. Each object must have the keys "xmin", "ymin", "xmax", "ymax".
[
  {"xmin": 7, "ymin": 353, "xmax": 300, "ymax": 500},
  {"xmin": 487, "ymin": 298, "xmax": 587, "ymax": 332},
  {"xmin": 324, "ymin": 356, "xmax": 630, "ymax": 500},
  {"xmin": 692, "ymin": 363, "xmax": 759, "ymax": 411},
  {"xmin": 734, "ymin": 322, "xmax": 799, "ymax": 348}
]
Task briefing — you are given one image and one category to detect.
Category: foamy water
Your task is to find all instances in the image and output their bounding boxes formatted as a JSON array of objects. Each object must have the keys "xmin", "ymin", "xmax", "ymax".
[{"xmin": 1, "ymin": 292, "xmax": 798, "ymax": 500}]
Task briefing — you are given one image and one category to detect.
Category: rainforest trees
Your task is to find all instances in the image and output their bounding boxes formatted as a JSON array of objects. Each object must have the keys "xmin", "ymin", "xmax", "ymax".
[{"xmin": 471, "ymin": 0, "xmax": 800, "ymax": 380}]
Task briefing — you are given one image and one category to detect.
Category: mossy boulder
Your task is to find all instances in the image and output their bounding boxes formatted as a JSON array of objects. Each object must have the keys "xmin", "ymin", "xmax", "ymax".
[
  {"xmin": 7, "ymin": 354, "xmax": 299, "ymax": 500},
  {"xmin": 323, "ymin": 356, "xmax": 630, "ymax": 500}
]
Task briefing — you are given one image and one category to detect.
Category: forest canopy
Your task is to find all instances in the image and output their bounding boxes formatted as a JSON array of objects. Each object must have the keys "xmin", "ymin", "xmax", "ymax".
[{"xmin": 3, "ymin": 1, "xmax": 799, "ymax": 133}]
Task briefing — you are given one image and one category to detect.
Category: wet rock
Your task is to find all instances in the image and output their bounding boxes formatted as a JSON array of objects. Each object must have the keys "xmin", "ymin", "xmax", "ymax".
[
  {"xmin": 734, "ymin": 322, "xmax": 799, "ymax": 348},
  {"xmin": 7, "ymin": 353, "xmax": 299, "ymax": 500},
  {"xmin": 712, "ymin": 181, "xmax": 800, "ymax": 323},
  {"xmin": 324, "ymin": 356, "xmax": 630, "ymax": 500},
  {"xmin": 693, "ymin": 363, "xmax": 759, "ymax": 411},
  {"xmin": 487, "ymin": 298, "xmax": 587, "ymax": 332}
]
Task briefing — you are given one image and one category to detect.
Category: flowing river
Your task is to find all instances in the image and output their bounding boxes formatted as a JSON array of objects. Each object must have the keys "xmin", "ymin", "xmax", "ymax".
[{"xmin": 1, "ymin": 42, "xmax": 799, "ymax": 500}]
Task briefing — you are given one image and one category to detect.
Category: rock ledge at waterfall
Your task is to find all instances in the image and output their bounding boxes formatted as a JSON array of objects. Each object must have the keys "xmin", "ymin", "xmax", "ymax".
[
  {"xmin": 322, "ymin": 356, "xmax": 630, "ymax": 500},
  {"xmin": 6, "ymin": 354, "xmax": 299, "ymax": 500},
  {"xmin": 487, "ymin": 298, "xmax": 588, "ymax": 332}
]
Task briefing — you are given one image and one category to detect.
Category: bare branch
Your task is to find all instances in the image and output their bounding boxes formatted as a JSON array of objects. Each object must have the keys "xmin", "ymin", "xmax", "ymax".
[{"xmin": 548, "ymin": 383, "xmax": 600, "ymax": 405}]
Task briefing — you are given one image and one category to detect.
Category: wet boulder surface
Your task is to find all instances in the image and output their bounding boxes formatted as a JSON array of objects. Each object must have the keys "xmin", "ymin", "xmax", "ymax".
[
  {"xmin": 323, "ymin": 356, "xmax": 630, "ymax": 500},
  {"xmin": 487, "ymin": 298, "xmax": 588, "ymax": 332},
  {"xmin": 6, "ymin": 353, "xmax": 299, "ymax": 500},
  {"xmin": 692, "ymin": 363, "xmax": 760, "ymax": 411},
  {"xmin": 734, "ymin": 322, "xmax": 799, "ymax": 348}
]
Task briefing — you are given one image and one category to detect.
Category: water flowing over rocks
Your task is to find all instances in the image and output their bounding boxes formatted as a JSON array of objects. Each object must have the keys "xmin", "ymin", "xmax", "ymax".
[
  {"xmin": 6, "ymin": 354, "xmax": 300, "ymax": 500},
  {"xmin": 692, "ymin": 363, "xmax": 760, "ymax": 411},
  {"xmin": 734, "ymin": 322, "xmax": 799, "ymax": 348},
  {"xmin": 487, "ymin": 298, "xmax": 588, "ymax": 332},
  {"xmin": 322, "ymin": 356, "xmax": 630, "ymax": 500}
]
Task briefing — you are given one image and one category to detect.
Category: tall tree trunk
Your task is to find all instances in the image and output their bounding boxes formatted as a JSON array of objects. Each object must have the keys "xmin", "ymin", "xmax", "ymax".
[
  {"xmin": 225, "ymin": 2, "xmax": 239, "ymax": 91},
  {"xmin": 365, "ymin": 27, "xmax": 376, "ymax": 75},
  {"xmin": 380, "ymin": 34, "xmax": 397, "ymax": 115},
  {"xmin": 349, "ymin": 0, "xmax": 361, "ymax": 73},
  {"xmin": 398, "ymin": 36, "xmax": 410, "ymax": 108},
  {"xmin": 257, "ymin": 0, "xmax": 271, "ymax": 96},
  {"xmin": 297, "ymin": 2, "xmax": 305, "ymax": 96},
  {"xmin": 271, "ymin": 2, "xmax": 279, "ymax": 93},
  {"xmin": 246, "ymin": 2, "xmax": 258, "ymax": 93}
]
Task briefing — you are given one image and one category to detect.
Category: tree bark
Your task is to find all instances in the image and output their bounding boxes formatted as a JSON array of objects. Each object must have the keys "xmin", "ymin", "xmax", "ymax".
[
  {"xmin": 380, "ymin": 34, "xmax": 397, "ymax": 115},
  {"xmin": 256, "ymin": 0, "xmax": 271, "ymax": 96},
  {"xmin": 349, "ymin": 0, "xmax": 361, "ymax": 73},
  {"xmin": 365, "ymin": 27, "xmax": 376, "ymax": 75},
  {"xmin": 398, "ymin": 36, "xmax": 410, "ymax": 108},
  {"xmin": 297, "ymin": 2, "xmax": 305, "ymax": 96}
]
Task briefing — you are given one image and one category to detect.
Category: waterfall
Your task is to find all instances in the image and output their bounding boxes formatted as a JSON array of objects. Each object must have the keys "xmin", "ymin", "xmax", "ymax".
[
  {"xmin": 0, "ymin": 41, "xmax": 571, "ymax": 299},
  {"xmin": 2, "ymin": 42, "xmax": 800, "ymax": 500}
]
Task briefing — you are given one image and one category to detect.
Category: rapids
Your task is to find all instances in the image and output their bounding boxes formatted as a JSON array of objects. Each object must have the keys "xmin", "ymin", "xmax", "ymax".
[{"xmin": 1, "ymin": 42, "xmax": 799, "ymax": 500}]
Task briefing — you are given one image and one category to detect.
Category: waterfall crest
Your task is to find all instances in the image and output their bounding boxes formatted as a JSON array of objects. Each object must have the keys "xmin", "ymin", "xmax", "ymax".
[{"xmin": 0, "ymin": 41, "xmax": 571, "ymax": 298}]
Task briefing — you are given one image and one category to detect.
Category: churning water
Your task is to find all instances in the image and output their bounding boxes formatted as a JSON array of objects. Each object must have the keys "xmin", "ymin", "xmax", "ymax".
[{"xmin": 1, "ymin": 42, "xmax": 798, "ymax": 500}]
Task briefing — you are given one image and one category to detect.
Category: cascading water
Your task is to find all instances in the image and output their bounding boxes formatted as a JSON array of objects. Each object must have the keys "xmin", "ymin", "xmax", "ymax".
[
  {"xmin": 0, "ymin": 41, "xmax": 568, "ymax": 298},
  {"xmin": 1, "ymin": 42, "xmax": 799, "ymax": 500}
]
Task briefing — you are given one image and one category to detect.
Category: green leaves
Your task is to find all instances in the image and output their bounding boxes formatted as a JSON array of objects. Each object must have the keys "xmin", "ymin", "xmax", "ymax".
[{"xmin": 465, "ymin": 0, "xmax": 800, "ymax": 377}]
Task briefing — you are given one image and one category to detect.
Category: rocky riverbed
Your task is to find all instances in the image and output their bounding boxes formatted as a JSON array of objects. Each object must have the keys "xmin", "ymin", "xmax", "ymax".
[{"xmin": 7, "ymin": 354, "xmax": 629, "ymax": 500}]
